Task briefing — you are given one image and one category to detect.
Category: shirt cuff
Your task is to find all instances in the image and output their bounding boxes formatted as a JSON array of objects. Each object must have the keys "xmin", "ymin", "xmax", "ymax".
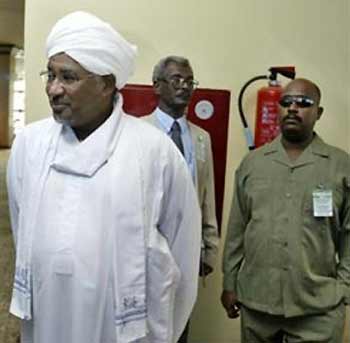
[
  {"xmin": 223, "ymin": 273, "xmax": 237, "ymax": 292},
  {"xmin": 339, "ymin": 281, "xmax": 350, "ymax": 305}
]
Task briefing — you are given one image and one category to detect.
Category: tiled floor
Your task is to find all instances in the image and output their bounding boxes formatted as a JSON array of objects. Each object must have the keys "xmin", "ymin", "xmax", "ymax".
[{"xmin": 0, "ymin": 150, "xmax": 20, "ymax": 343}]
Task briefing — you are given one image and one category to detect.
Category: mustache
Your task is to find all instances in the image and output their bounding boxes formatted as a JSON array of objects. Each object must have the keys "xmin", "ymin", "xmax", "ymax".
[
  {"xmin": 283, "ymin": 113, "xmax": 302, "ymax": 123},
  {"xmin": 50, "ymin": 98, "xmax": 69, "ymax": 106},
  {"xmin": 176, "ymin": 91, "xmax": 191, "ymax": 97},
  {"xmin": 49, "ymin": 93, "xmax": 68, "ymax": 102}
]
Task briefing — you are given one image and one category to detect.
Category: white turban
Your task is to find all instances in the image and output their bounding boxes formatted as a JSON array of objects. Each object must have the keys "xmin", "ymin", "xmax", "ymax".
[{"xmin": 46, "ymin": 11, "xmax": 137, "ymax": 90}]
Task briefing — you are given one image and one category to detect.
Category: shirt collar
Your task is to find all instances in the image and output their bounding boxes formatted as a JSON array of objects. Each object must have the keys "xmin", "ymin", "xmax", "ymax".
[
  {"xmin": 155, "ymin": 107, "xmax": 189, "ymax": 134},
  {"xmin": 263, "ymin": 133, "xmax": 330, "ymax": 158},
  {"xmin": 261, "ymin": 133, "xmax": 330, "ymax": 168}
]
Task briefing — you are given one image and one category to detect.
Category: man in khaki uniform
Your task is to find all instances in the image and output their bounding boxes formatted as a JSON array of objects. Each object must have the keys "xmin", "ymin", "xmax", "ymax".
[
  {"xmin": 143, "ymin": 56, "xmax": 219, "ymax": 342},
  {"xmin": 221, "ymin": 78, "xmax": 350, "ymax": 342}
]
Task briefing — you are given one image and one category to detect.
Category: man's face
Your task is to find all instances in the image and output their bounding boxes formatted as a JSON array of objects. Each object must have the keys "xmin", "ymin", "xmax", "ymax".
[
  {"xmin": 278, "ymin": 80, "xmax": 323, "ymax": 143},
  {"xmin": 45, "ymin": 53, "xmax": 112, "ymax": 131},
  {"xmin": 154, "ymin": 62, "xmax": 195, "ymax": 114}
]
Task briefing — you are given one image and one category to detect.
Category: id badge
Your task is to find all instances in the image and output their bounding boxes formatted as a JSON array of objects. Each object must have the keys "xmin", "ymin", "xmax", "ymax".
[{"xmin": 312, "ymin": 190, "xmax": 333, "ymax": 217}]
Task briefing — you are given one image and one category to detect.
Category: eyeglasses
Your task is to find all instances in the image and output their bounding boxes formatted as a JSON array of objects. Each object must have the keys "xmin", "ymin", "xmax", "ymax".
[
  {"xmin": 158, "ymin": 76, "xmax": 199, "ymax": 90},
  {"xmin": 39, "ymin": 70, "xmax": 96, "ymax": 87},
  {"xmin": 279, "ymin": 95, "xmax": 315, "ymax": 108}
]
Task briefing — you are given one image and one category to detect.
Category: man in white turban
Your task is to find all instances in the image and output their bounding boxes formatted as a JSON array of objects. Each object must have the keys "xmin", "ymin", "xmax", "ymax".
[{"xmin": 7, "ymin": 11, "xmax": 201, "ymax": 343}]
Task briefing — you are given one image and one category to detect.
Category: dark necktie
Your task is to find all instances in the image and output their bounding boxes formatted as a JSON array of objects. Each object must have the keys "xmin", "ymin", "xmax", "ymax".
[{"xmin": 170, "ymin": 121, "xmax": 184, "ymax": 155}]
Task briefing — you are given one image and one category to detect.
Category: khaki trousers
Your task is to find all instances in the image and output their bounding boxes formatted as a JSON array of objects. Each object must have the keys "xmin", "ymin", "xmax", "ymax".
[{"xmin": 240, "ymin": 303, "xmax": 345, "ymax": 343}]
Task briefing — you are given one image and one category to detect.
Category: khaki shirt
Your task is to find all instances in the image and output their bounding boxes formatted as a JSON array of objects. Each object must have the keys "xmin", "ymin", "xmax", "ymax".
[{"xmin": 223, "ymin": 134, "xmax": 350, "ymax": 317}]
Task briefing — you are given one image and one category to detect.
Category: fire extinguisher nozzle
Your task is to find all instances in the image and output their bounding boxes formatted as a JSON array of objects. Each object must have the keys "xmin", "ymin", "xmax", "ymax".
[{"xmin": 269, "ymin": 66, "xmax": 296, "ymax": 80}]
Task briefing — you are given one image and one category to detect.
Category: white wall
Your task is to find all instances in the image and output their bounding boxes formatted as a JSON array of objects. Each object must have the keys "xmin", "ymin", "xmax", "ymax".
[{"xmin": 24, "ymin": 1, "xmax": 349, "ymax": 342}]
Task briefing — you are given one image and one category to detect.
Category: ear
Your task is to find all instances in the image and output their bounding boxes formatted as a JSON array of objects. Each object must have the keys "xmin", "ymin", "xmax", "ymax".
[
  {"xmin": 153, "ymin": 80, "xmax": 161, "ymax": 95},
  {"xmin": 101, "ymin": 75, "xmax": 116, "ymax": 97},
  {"xmin": 317, "ymin": 106, "xmax": 324, "ymax": 120}
]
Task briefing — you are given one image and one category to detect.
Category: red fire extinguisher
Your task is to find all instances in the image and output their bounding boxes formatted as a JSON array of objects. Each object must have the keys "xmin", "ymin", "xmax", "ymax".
[{"xmin": 238, "ymin": 66, "xmax": 296, "ymax": 150}]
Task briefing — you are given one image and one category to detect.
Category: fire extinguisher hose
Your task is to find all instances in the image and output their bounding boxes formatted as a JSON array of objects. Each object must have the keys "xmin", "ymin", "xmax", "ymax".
[{"xmin": 238, "ymin": 75, "xmax": 268, "ymax": 150}]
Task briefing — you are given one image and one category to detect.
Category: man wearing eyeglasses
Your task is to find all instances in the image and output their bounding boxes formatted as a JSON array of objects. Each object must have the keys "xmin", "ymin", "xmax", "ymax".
[
  {"xmin": 221, "ymin": 78, "xmax": 350, "ymax": 342},
  {"xmin": 7, "ymin": 12, "xmax": 202, "ymax": 343},
  {"xmin": 143, "ymin": 56, "xmax": 219, "ymax": 343}
]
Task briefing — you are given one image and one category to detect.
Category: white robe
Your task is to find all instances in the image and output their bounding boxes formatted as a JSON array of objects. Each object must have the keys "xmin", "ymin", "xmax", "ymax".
[{"xmin": 7, "ymin": 97, "xmax": 201, "ymax": 343}]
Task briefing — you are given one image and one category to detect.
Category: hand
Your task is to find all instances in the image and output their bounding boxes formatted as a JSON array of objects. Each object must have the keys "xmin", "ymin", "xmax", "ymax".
[
  {"xmin": 199, "ymin": 262, "xmax": 213, "ymax": 277},
  {"xmin": 221, "ymin": 290, "xmax": 240, "ymax": 319}
]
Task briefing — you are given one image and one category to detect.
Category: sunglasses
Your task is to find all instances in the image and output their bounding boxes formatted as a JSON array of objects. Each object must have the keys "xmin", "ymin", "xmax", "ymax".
[{"xmin": 279, "ymin": 95, "xmax": 315, "ymax": 108}]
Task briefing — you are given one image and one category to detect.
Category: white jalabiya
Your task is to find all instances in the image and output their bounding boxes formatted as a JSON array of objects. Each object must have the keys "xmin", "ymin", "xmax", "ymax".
[{"xmin": 7, "ymin": 96, "xmax": 201, "ymax": 343}]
